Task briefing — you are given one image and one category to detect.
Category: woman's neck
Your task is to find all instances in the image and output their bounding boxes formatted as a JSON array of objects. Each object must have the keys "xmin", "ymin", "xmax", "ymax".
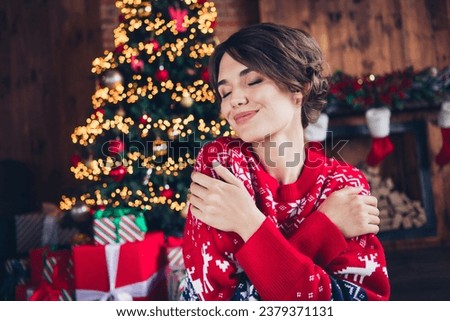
[{"xmin": 252, "ymin": 132, "xmax": 305, "ymax": 185}]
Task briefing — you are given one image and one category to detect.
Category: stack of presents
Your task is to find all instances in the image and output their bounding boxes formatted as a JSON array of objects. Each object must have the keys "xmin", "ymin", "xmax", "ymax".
[{"xmin": 0, "ymin": 203, "xmax": 186, "ymax": 301}]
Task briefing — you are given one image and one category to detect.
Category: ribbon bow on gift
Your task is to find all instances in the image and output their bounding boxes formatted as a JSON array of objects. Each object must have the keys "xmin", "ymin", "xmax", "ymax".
[
  {"xmin": 29, "ymin": 255, "xmax": 74, "ymax": 301},
  {"xmin": 76, "ymin": 244, "xmax": 163, "ymax": 301}
]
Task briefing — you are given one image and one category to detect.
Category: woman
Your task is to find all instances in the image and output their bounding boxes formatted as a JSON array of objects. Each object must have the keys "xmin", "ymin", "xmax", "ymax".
[{"xmin": 182, "ymin": 23, "xmax": 390, "ymax": 301}]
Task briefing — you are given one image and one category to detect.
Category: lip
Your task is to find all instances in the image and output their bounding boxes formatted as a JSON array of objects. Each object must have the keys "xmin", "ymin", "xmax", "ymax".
[{"xmin": 233, "ymin": 110, "xmax": 258, "ymax": 125}]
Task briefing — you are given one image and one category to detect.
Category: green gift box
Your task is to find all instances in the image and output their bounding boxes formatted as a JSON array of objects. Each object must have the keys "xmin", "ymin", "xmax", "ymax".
[{"xmin": 93, "ymin": 208, "xmax": 147, "ymax": 245}]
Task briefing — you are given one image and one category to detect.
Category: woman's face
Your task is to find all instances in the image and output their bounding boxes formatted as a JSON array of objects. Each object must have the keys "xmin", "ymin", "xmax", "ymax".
[{"xmin": 217, "ymin": 53, "xmax": 303, "ymax": 143}]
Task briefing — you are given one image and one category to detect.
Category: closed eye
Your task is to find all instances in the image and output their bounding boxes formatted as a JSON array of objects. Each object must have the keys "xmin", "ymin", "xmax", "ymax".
[
  {"xmin": 248, "ymin": 79, "xmax": 262, "ymax": 86},
  {"xmin": 221, "ymin": 91, "xmax": 231, "ymax": 99}
]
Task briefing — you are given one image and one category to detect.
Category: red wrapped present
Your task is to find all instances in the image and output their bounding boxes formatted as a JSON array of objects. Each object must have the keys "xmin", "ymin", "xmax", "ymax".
[
  {"xmin": 28, "ymin": 247, "xmax": 75, "ymax": 300},
  {"xmin": 93, "ymin": 208, "xmax": 147, "ymax": 245},
  {"xmin": 73, "ymin": 231, "xmax": 167, "ymax": 301},
  {"xmin": 165, "ymin": 236, "xmax": 185, "ymax": 300}
]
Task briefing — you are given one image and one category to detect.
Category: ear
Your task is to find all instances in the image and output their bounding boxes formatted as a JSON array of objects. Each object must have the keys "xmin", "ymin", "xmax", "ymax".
[
  {"xmin": 293, "ymin": 91, "xmax": 304, "ymax": 106},
  {"xmin": 293, "ymin": 83, "xmax": 312, "ymax": 106}
]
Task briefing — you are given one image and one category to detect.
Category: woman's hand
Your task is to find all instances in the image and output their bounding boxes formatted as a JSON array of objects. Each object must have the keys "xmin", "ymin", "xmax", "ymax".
[
  {"xmin": 189, "ymin": 160, "xmax": 265, "ymax": 241},
  {"xmin": 317, "ymin": 186, "xmax": 380, "ymax": 238}
]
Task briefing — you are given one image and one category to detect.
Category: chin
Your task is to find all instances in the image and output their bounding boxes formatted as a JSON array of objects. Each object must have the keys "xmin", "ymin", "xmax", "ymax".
[{"xmin": 235, "ymin": 131, "xmax": 267, "ymax": 144}]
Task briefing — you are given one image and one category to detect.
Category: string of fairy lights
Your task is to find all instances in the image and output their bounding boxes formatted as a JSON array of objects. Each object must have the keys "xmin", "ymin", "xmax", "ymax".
[{"xmin": 60, "ymin": 0, "xmax": 234, "ymax": 214}]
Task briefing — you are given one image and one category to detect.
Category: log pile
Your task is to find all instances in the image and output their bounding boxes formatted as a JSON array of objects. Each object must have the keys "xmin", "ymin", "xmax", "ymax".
[{"xmin": 362, "ymin": 166, "xmax": 427, "ymax": 232}]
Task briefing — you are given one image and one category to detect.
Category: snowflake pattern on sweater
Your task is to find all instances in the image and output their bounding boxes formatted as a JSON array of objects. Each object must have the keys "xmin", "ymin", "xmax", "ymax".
[{"xmin": 182, "ymin": 137, "xmax": 390, "ymax": 301}]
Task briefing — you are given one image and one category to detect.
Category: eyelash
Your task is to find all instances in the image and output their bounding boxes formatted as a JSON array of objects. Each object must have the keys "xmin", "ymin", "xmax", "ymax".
[
  {"xmin": 220, "ymin": 78, "xmax": 263, "ymax": 99},
  {"xmin": 248, "ymin": 79, "xmax": 262, "ymax": 86}
]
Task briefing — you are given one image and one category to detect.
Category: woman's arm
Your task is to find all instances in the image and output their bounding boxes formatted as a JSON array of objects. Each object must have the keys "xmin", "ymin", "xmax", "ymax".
[{"xmin": 286, "ymin": 186, "xmax": 380, "ymax": 267}]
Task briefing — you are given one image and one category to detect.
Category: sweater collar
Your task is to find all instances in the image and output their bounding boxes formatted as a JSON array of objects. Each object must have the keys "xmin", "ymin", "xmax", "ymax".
[{"xmin": 255, "ymin": 147, "xmax": 325, "ymax": 202}]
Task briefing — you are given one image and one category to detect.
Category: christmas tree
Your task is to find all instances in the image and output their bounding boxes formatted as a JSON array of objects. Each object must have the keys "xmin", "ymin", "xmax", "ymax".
[{"xmin": 60, "ymin": 0, "xmax": 231, "ymax": 237}]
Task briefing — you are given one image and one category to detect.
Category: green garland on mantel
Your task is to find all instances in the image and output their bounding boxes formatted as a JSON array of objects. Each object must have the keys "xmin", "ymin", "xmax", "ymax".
[{"xmin": 326, "ymin": 65, "xmax": 450, "ymax": 116}]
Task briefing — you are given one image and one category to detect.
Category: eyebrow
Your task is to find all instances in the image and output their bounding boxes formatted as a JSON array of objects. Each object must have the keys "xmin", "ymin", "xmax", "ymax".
[{"xmin": 217, "ymin": 68, "xmax": 253, "ymax": 87}]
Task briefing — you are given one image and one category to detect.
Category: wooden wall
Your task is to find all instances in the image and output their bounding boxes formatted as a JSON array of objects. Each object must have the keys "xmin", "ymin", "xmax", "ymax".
[
  {"xmin": 259, "ymin": 0, "xmax": 450, "ymax": 75},
  {"xmin": 0, "ymin": 1, "xmax": 103, "ymax": 208}
]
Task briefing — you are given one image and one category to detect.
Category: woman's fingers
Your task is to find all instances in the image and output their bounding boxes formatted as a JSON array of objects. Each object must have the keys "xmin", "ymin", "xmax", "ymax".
[
  {"xmin": 361, "ymin": 195, "xmax": 378, "ymax": 207},
  {"xmin": 189, "ymin": 182, "xmax": 207, "ymax": 199},
  {"xmin": 368, "ymin": 213, "xmax": 381, "ymax": 226},
  {"xmin": 189, "ymin": 192, "xmax": 205, "ymax": 213},
  {"xmin": 366, "ymin": 203, "xmax": 380, "ymax": 216},
  {"xmin": 366, "ymin": 224, "xmax": 380, "ymax": 235},
  {"xmin": 212, "ymin": 160, "xmax": 242, "ymax": 186},
  {"xmin": 191, "ymin": 171, "xmax": 218, "ymax": 188}
]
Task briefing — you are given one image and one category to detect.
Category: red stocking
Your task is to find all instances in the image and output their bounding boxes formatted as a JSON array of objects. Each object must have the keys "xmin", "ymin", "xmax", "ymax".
[
  {"xmin": 366, "ymin": 136, "xmax": 395, "ymax": 166},
  {"xmin": 435, "ymin": 127, "xmax": 450, "ymax": 167},
  {"xmin": 365, "ymin": 107, "xmax": 393, "ymax": 167}
]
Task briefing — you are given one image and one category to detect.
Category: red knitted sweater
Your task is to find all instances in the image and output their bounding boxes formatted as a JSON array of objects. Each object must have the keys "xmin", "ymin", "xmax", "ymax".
[{"xmin": 182, "ymin": 137, "xmax": 390, "ymax": 301}]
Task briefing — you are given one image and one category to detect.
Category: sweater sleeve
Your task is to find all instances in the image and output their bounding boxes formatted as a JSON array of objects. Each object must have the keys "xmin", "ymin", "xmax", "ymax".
[
  {"xmin": 182, "ymin": 212, "xmax": 242, "ymax": 300},
  {"xmin": 235, "ymin": 217, "xmax": 390, "ymax": 300},
  {"xmin": 235, "ymin": 217, "xmax": 333, "ymax": 300},
  {"xmin": 287, "ymin": 210, "xmax": 348, "ymax": 267},
  {"xmin": 182, "ymin": 139, "xmax": 247, "ymax": 301}
]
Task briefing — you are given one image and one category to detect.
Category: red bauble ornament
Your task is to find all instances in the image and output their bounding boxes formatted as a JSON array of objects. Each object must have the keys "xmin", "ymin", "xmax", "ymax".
[
  {"xmin": 114, "ymin": 43, "xmax": 125, "ymax": 53},
  {"xmin": 197, "ymin": 0, "xmax": 207, "ymax": 5},
  {"xmin": 131, "ymin": 56, "xmax": 144, "ymax": 73},
  {"xmin": 110, "ymin": 165, "xmax": 127, "ymax": 182},
  {"xmin": 161, "ymin": 185, "xmax": 175, "ymax": 199},
  {"xmin": 155, "ymin": 68, "xmax": 169, "ymax": 82},
  {"xmin": 108, "ymin": 138, "xmax": 125, "ymax": 155},
  {"xmin": 94, "ymin": 109, "xmax": 105, "ymax": 118},
  {"xmin": 201, "ymin": 67, "xmax": 210, "ymax": 82},
  {"xmin": 140, "ymin": 114, "xmax": 150, "ymax": 124},
  {"xmin": 148, "ymin": 39, "xmax": 160, "ymax": 52},
  {"xmin": 70, "ymin": 154, "xmax": 82, "ymax": 167}
]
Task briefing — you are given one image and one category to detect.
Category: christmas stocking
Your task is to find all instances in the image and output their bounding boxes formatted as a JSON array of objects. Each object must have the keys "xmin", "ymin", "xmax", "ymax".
[
  {"xmin": 365, "ymin": 107, "xmax": 394, "ymax": 166},
  {"xmin": 435, "ymin": 101, "xmax": 450, "ymax": 167},
  {"xmin": 305, "ymin": 113, "xmax": 329, "ymax": 156}
]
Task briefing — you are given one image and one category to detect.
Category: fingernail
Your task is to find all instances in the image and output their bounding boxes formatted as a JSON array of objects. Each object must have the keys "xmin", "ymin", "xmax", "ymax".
[{"xmin": 212, "ymin": 160, "xmax": 220, "ymax": 168}]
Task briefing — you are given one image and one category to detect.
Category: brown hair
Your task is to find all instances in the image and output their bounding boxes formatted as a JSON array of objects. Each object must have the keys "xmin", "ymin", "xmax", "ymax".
[{"xmin": 209, "ymin": 23, "xmax": 329, "ymax": 128}]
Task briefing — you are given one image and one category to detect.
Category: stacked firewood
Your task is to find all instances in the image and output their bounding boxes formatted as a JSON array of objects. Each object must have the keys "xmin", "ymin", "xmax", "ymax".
[{"xmin": 362, "ymin": 166, "xmax": 427, "ymax": 232}]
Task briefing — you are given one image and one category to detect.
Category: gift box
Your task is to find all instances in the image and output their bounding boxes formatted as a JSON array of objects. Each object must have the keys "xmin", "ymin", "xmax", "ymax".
[
  {"xmin": 93, "ymin": 208, "xmax": 147, "ymax": 245},
  {"xmin": 73, "ymin": 231, "xmax": 167, "ymax": 300},
  {"xmin": 28, "ymin": 247, "xmax": 75, "ymax": 300},
  {"xmin": 165, "ymin": 236, "xmax": 186, "ymax": 301},
  {"xmin": 15, "ymin": 208, "xmax": 77, "ymax": 254},
  {"xmin": 15, "ymin": 212, "xmax": 44, "ymax": 254},
  {"xmin": 0, "ymin": 258, "xmax": 30, "ymax": 300}
]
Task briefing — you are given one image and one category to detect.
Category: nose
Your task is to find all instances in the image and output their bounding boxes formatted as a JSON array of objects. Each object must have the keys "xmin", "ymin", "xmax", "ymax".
[{"xmin": 230, "ymin": 92, "xmax": 248, "ymax": 108}]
